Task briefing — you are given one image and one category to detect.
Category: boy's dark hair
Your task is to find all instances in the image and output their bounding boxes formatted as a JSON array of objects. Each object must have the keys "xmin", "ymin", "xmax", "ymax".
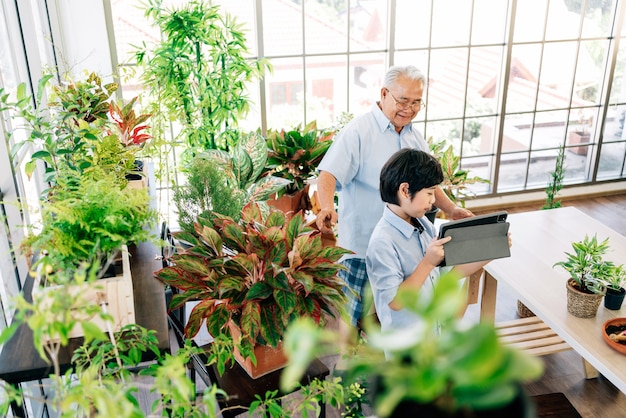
[{"xmin": 379, "ymin": 148, "xmax": 444, "ymax": 204}]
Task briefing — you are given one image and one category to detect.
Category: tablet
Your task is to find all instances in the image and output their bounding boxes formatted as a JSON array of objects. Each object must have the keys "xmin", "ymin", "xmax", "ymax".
[{"xmin": 438, "ymin": 211, "xmax": 510, "ymax": 267}]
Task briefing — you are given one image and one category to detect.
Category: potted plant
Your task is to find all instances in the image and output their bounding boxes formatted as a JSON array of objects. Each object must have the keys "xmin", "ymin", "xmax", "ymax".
[
  {"xmin": 426, "ymin": 137, "xmax": 490, "ymax": 221},
  {"xmin": 172, "ymin": 130, "xmax": 290, "ymax": 234},
  {"xmin": 135, "ymin": 0, "xmax": 271, "ymax": 153},
  {"xmin": 600, "ymin": 263, "xmax": 626, "ymax": 310},
  {"xmin": 154, "ymin": 202, "xmax": 352, "ymax": 378},
  {"xmin": 553, "ymin": 234, "xmax": 610, "ymax": 318},
  {"xmin": 264, "ymin": 120, "xmax": 335, "ymax": 216},
  {"xmin": 281, "ymin": 271, "xmax": 544, "ymax": 417},
  {"xmin": 21, "ymin": 170, "xmax": 157, "ymax": 279}
]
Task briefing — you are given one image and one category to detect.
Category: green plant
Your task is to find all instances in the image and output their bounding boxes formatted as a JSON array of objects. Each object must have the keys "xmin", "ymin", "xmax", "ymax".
[
  {"xmin": 135, "ymin": 0, "xmax": 271, "ymax": 153},
  {"xmin": 600, "ymin": 263, "xmax": 626, "ymax": 291},
  {"xmin": 172, "ymin": 155, "xmax": 247, "ymax": 234},
  {"xmin": 542, "ymin": 145, "xmax": 566, "ymax": 209},
  {"xmin": 427, "ymin": 137, "xmax": 490, "ymax": 207},
  {"xmin": 265, "ymin": 120, "xmax": 335, "ymax": 194},
  {"xmin": 553, "ymin": 234, "xmax": 612, "ymax": 295},
  {"xmin": 154, "ymin": 202, "xmax": 352, "ymax": 362},
  {"xmin": 3, "ymin": 72, "xmax": 149, "ymax": 190},
  {"xmin": 281, "ymin": 271, "xmax": 543, "ymax": 417},
  {"xmin": 21, "ymin": 171, "xmax": 157, "ymax": 277},
  {"xmin": 201, "ymin": 130, "xmax": 291, "ymax": 210}
]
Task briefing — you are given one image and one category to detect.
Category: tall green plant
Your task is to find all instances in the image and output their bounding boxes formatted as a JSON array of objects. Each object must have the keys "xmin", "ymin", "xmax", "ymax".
[
  {"xmin": 542, "ymin": 145, "xmax": 566, "ymax": 209},
  {"xmin": 136, "ymin": 0, "xmax": 272, "ymax": 153},
  {"xmin": 427, "ymin": 137, "xmax": 490, "ymax": 207}
]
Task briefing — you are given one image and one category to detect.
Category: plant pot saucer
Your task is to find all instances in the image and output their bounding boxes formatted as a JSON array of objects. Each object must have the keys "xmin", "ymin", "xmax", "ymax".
[{"xmin": 602, "ymin": 317, "xmax": 626, "ymax": 355}]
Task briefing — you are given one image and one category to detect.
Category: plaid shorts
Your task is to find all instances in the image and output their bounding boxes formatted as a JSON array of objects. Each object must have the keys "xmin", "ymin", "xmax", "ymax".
[{"xmin": 338, "ymin": 258, "xmax": 368, "ymax": 326}]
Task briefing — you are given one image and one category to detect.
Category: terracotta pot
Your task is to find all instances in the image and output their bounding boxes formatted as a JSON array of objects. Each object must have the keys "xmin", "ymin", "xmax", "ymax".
[
  {"xmin": 229, "ymin": 325, "xmax": 288, "ymax": 379},
  {"xmin": 267, "ymin": 184, "xmax": 311, "ymax": 218},
  {"xmin": 565, "ymin": 279, "xmax": 604, "ymax": 318},
  {"xmin": 604, "ymin": 287, "xmax": 626, "ymax": 310}
]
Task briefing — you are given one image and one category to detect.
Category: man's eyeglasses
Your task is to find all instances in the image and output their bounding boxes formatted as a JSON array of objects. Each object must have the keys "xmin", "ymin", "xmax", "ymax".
[{"xmin": 385, "ymin": 88, "xmax": 426, "ymax": 111}]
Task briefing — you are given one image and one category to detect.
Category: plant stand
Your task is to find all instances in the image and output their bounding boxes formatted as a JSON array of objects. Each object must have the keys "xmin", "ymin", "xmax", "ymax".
[{"xmin": 33, "ymin": 245, "xmax": 135, "ymax": 341}]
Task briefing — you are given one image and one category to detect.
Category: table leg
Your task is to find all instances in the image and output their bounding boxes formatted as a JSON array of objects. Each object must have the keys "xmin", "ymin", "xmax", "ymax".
[
  {"xmin": 582, "ymin": 359, "xmax": 599, "ymax": 379},
  {"xmin": 480, "ymin": 271, "xmax": 498, "ymax": 324}
]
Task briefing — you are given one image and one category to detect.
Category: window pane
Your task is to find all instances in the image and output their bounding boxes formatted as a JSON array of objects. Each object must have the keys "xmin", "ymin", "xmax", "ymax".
[
  {"xmin": 395, "ymin": 0, "xmax": 431, "ymax": 50},
  {"xmin": 471, "ymin": 0, "xmax": 508, "ymax": 45},
  {"xmin": 581, "ymin": 0, "xmax": 616, "ymax": 38},
  {"xmin": 598, "ymin": 141, "xmax": 626, "ymax": 179},
  {"xmin": 545, "ymin": 0, "xmax": 581, "ymax": 41},
  {"xmin": 348, "ymin": 53, "xmax": 387, "ymax": 117},
  {"xmin": 431, "ymin": 0, "xmax": 471, "ymax": 47},
  {"xmin": 507, "ymin": 44, "xmax": 541, "ymax": 113},
  {"xmin": 536, "ymin": 42, "xmax": 577, "ymax": 111},
  {"xmin": 304, "ymin": 0, "xmax": 348, "ymax": 54},
  {"xmin": 573, "ymin": 40, "xmax": 606, "ymax": 106},
  {"xmin": 501, "ymin": 113, "xmax": 534, "ymax": 153},
  {"xmin": 266, "ymin": 57, "xmax": 304, "ymax": 129},
  {"xmin": 514, "ymin": 0, "xmax": 548, "ymax": 43},
  {"xmin": 349, "ymin": 0, "xmax": 387, "ymax": 52},
  {"xmin": 263, "ymin": 0, "xmax": 303, "ymax": 56},
  {"xmin": 533, "ymin": 109, "xmax": 568, "ymax": 150},
  {"xmin": 497, "ymin": 152, "xmax": 529, "ymax": 191},
  {"xmin": 465, "ymin": 116, "xmax": 496, "ymax": 156},
  {"xmin": 428, "ymin": 48, "xmax": 468, "ymax": 119},
  {"xmin": 466, "ymin": 46, "xmax": 503, "ymax": 117}
]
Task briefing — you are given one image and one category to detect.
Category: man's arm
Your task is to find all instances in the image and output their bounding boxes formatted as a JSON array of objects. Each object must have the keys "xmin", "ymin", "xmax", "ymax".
[
  {"xmin": 434, "ymin": 186, "xmax": 473, "ymax": 220},
  {"xmin": 315, "ymin": 170, "xmax": 338, "ymax": 234}
]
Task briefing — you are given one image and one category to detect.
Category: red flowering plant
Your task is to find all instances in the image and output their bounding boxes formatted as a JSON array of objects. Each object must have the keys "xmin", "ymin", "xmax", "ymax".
[{"xmin": 155, "ymin": 202, "xmax": 351, "ymax": 364}]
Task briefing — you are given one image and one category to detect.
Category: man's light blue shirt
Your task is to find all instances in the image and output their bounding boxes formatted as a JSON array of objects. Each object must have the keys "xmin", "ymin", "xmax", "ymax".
[
  {"xmin": 317, "ymin": 103, "xmax": 428, "ymax": 258},
  {"xmin": 366, "ymin": 206, "xmax": 439, "ymax": 332}
]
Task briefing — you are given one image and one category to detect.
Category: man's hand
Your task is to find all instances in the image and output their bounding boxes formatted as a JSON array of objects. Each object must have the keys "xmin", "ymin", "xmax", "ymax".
[
  {"xmin": 315, "ymin": 208, "xmax": 337, "ymax": 235},
  {"xmin": 449, "ymin": 206, "xmax": 474, "ymax": 220}
]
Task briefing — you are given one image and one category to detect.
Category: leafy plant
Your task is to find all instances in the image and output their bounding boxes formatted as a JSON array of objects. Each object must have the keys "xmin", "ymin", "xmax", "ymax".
[
  {"xmin": 3, "ymin": 72, "xmax": 148, "ymax": 189},
  {"xmin": 281, "ymin": 271, "xmax": 543, "ymax": 417},
  {"xmin": 428, "ymin": 137, "xmax": 490, "ymax": 207},
  {"xmin": 154, "ymin": 202, "xmax": 352, "ymax": 361},
  {"xmin": 599, "ymin": 263, "xmax": 626, "ymax": 292},
  {"xmin": 553, "ymin": 234, "xmax": 612, "ymax": 295},
  {"xmin": 135, "ymin": 0, "xmax": 272, "ymax": 153},
  {"xmin": 201, "ymin": 130, "xmax": 291, "ymax": 208},
  {"xmin": 265, "ymin": 120, "xmax": 334, "ymax": 194},
  {"xmin": 21, "ymin": 171, "xmax": 157, "ymax": 278},
  {"xmin": 542, "ymin": 145, "xmax": 566, "ymax": 209},
  {"xmin": 172, "ymin": 155, "xmax": 247, "ymax": 234}
]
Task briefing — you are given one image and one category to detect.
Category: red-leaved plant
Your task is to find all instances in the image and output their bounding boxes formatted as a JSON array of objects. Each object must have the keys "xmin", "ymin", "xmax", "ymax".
[{"xmin": 155, "ymin": 202, "xmax": 351, "ymax": 359}]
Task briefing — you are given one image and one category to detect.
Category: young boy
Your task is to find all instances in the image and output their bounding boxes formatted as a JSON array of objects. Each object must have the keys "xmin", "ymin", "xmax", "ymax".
[{"xmin": 366, "ymin": 148, "xmax": 508, "ymax": 332}]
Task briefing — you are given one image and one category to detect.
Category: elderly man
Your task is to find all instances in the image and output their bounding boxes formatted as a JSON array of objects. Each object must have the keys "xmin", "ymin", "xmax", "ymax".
[{"xmin": 315, "ymin": 65, "xmax": 472, "ymax": 327}]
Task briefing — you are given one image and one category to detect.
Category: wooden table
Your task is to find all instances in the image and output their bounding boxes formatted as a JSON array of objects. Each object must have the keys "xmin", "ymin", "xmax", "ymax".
[{"xmin": 480, "ymin": 207, "xmax": 626, "ymax": 394}]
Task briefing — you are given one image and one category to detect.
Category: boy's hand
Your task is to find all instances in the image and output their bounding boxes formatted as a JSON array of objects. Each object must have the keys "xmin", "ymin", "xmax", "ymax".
[{"xmin": 425, "ymin": 236, "xmax": 452, "ymax": 266}]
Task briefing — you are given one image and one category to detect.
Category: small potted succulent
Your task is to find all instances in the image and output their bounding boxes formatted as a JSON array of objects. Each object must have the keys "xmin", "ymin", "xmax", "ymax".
[
  {"xmin": 600, "ymin": 263, "xmax": 626, "ymax": 310},
  {"xmin": 553, "ymin": 234, "xmax": 610, "ymax": 318},
  {"xmin": 154, "ymin": 202, "xmax": 352, "ymax": 378}
]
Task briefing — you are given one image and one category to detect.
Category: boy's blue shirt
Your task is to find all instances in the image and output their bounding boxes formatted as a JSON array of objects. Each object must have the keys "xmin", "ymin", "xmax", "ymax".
[{"xmin": 366, "ymin": 205, "xmax": 439, "ymax": 331}]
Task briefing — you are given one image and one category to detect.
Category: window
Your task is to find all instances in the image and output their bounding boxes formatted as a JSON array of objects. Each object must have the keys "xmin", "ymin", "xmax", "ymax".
[{"xmin": 107, "ymin": 0, "xmax": 626, "ymax": 201}]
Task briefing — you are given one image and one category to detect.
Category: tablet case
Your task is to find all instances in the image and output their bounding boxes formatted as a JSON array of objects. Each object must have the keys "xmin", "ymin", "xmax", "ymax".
[{"xmin": 438, "ymin": 212, "xmax": 510, "ymax": 267}]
